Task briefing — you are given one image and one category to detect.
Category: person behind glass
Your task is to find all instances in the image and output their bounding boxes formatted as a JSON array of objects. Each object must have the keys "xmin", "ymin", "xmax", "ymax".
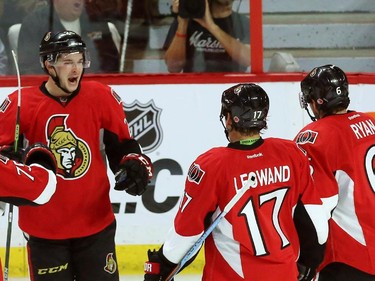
[
  {"xmin": 0, "ymin": 32, "xmax": 8, "ymax": 75},
  {"xmin": 0, "ymin": 0, "xmax": 48, "ymax": 34},
  {"xmin": 0, "ymin": 1, "xmax": 48, "ymax": 74},
  {"xmin": 163, "ymin": 0, "xmax": 250, "ymax": 73},
  {"xmin": 17, "ymin": 0, "xmax": 120, "ymax": 74},
  {"xmin": 0, "ymin": 30, "xmax": 153, "ymax": 281},
  {"xmin": 144, "ymin": 83, "xmax": 328, "ymax": 281},
  {"xmin": 294, "ymin": 64, "xmax": 375, "ymax": 281}
]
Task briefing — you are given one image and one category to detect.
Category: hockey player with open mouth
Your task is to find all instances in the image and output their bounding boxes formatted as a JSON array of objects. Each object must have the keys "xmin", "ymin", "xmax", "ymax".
[{"xmin": 0, "ymin": 30, "xmax": 153, "ymax": 281}]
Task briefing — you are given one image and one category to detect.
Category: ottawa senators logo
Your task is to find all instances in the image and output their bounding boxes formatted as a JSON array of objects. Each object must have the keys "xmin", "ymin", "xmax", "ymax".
[
  {"xmin": 0, "ymin": 97, "xmax": 11, "ymax": 113},
  {"xmin": 46, "ymin": 114, "xmax": 91, "ymax": 179},
  {"xmin": 187, "ymin": 163, "xmax": 205, "ymax": 185},
  {"xmin": 295, "ymin": 129, "xmax": 318, "ymax": 145},
  {"xmin": 103, "ymin": 253, "xmax": 117, "ymax": 274}
]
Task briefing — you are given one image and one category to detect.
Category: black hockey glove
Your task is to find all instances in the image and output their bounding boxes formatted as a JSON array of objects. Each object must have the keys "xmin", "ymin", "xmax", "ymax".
[
  {"xmin": 144, "ymin": 248, "xmax": 177, "ymax": 281},
  {"xmin": 0, "ymin": 145, "xmax": 24, "ymax": 162},
  {"xmin": 297, "ymin": 263, "xmax": 316, "ymax": 281},
  {"xmin": 23, "ymin": 143, "xmax": 57, "ymax": 174},
  {"xmin": 114, "ymin": 153, "xmax": 153, "ymax": 196}
]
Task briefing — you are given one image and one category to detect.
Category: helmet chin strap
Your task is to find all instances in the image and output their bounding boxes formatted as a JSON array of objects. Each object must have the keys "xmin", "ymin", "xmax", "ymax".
[
  {"xmin": 51, "ymin": 74, "xmax": 72, "ymax": 94},
  {"xmin": 305, "ymin": 107, "xmax": 317, "ymax": 122},
  {"xmin": 220, "ymin": 117, "xmax": 233, "ymax": 142}
]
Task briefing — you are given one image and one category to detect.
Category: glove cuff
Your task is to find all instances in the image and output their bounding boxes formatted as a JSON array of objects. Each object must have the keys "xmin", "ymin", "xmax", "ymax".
[
  {"xmin": 120, "ymin": 153, "xmax": 153, "ymax": 179},
  {"xmin": 23, "ymin": 143, "xmax": 57, "ymax": 173},
  {"xmin": 144, "ymin": 261, "xmax": 160, "ymax": 274}
]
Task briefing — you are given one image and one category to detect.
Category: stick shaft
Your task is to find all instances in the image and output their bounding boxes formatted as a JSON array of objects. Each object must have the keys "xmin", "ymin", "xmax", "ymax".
[
  {"xmin": 4, "ymin": 50, "xmax": 22, "ymax": 281},
  {"xmin": 3, "ymin": 204, "xmax": 13, "ymax": 281},
  {"xmin": 165, "ymin": 178, "xmax": 254, "ymax": 281},
  {"xmin": 119, "ymin": 0, "xmax": 133, "ymax": 73}
]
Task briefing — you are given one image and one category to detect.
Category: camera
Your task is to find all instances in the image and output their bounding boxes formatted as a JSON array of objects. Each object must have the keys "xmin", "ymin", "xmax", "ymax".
[{"xmin": 179, "ymin": 0, "xmax": 206, "ymax": 19}]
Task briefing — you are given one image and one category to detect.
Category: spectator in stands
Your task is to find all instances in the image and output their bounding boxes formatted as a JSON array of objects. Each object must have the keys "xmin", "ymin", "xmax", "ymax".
[
  {"xmin": 0, "ymin": 1, "xmax": 47, "ymax": 74},
  {"xmin": 0, "ymin": 0, "xmax": 47, "ymax": 33},
  {"xmin": 0, "ymin": 31, "xmax": 8, "ymax": 75},
  {"xmin": 85, "ymin": 0, "xmax": 126, "ymax": 35},
  {"xmin": 163, "ymin": 0, "xmax": 250, "ymax": 73},
  {"xmin": 85, "ymin": 0, "xmax": 123, "ymax": 22},
  {"xmin": 17, "ymin": 0, "xmax": 120, "ymax": 74}
]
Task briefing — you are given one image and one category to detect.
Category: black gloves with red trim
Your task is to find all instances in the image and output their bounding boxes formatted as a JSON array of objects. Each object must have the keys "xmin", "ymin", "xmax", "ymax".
[
  {"xmin": 114, "ymin": 153, "xmax": 153, "ymax": 196},
  {"xmin": 23, "ymin": 143, "xmax": 57, "ymax": 173},
  {"xmin": 144, "ymin": 248, "xmax": 176, "ymax": 281},
  {"xmin": 0, "ymin": 143, "xmax": 57, "ymax": 173},
  {"xmin": 0, "ymin": 145, "xmax": 23, "ymax": 162}
]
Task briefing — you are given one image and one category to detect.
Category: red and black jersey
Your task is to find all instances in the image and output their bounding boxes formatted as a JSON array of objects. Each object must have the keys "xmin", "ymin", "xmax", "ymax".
[
  {"xmin": 162, "ymin": 138, "xmax": 328, "ymax": 281},
  {"xmin": 0, "ymin": 156, "xmax": 56, "ymax": 205},
  {"xmin": 0, "ymin": 81, "xmax": 132, "ymax": 239},
  {"xmin": 294, "ymin": 111, "xmax": 375, "ymax": 275}
]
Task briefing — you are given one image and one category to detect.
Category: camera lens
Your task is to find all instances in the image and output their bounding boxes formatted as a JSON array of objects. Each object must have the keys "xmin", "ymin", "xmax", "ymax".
[{"xmin": 179, "ymin": 0, "xmax": 206, "ymax": 19}]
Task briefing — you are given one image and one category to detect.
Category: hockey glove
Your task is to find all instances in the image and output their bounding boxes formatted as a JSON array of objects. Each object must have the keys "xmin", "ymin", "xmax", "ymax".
[
  {"xmin": 0, "ymin": 145, "xmax": 24, "ymax": 162},
  {"xmin": 114, "ymin": 153, "xmax": 153, "ymax": 196},
  {"xmin": 144, "ymin": 248, "xmax": 177, "ymax": 281},
  {"xmin": 23, "ymin": 143, "xmax": 57, "ymax": 174},
  {"xmin": 298, "ymin": 263, "xmax": 316, "ymax": 281}
]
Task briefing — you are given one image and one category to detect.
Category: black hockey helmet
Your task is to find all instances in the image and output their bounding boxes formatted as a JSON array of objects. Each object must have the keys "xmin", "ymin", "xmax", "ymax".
[
  {"xmin": 39, "ymin": 30, "xmax": 91, "ymax": 71},
  {"xmin": 220, "ymin": 83, "xmax": 269, "ymax": 131},
  {"xmin": 300, "ymin": 64, "xmax": 350, "ymax": 113}
]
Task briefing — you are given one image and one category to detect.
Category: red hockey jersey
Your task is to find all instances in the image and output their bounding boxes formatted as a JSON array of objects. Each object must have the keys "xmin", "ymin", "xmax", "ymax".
[
  {"xmin": 162, "ymin": 138, "xmax": 328, "ymax": 281},
  {"xmin": 295, "ymin": 111, "xmax": 375, "ymax": 275},
  {"xmin": 0, "ymin": 81, "xmax": 132, "ymax": 239},
  {"xmin": 0, "ymin": 156, "xmax": 56, "ymax": 205}
]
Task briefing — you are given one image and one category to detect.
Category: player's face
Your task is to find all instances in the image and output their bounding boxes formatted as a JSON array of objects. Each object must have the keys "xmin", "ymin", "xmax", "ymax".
[{"xmin": 54, "ymin": 52, "xmax": 84, "ymax": 93}]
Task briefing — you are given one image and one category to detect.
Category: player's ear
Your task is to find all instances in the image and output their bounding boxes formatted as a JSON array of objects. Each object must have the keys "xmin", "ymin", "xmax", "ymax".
[
  {"xmin": 225, "ymin": 112, "xmax": 232, "ymax": 125},
  {"xmin": 310, "ymin": 100, "xmax": 318, "ymax": 112},
  {"xmin": 45, "ymin": 61, "xmax": 55, "ymax": 75},
  {"xmin": 45, "ymin": 61, "xmax": 52, "ymax": 70}
]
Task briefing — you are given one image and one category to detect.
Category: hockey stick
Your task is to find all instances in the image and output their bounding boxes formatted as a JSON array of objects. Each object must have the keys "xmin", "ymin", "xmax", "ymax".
[
  {"xmin": 119, "ymin": 0, "xmax": 133, "ymax": 72},
  {"xmin": 165, "ymin": 176, "xmax": 255, "ymax": 281},
  {"xmin": 4, "ymin": 50, "xmax": 22, "ymax": 281}
]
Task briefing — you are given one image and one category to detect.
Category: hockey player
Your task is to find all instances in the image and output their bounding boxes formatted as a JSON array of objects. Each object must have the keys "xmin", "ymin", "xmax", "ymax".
[
  {"xmin": 144, "ymin": 83, "xmax": 328, "ymax": 281},
  {"xmin": 294, "ymin": 64, "xmax": 375, "ymax": 281},
  {"xmin": 0, "ymin": 143, "xmax": 57, "ymax": 281},
  {"xmin": 0, "ymin": 143, "xmax": 57, "ymax": 206},
  {"xmin": 0, "ymin": 30, "xmax": 153, "ymax": 281}
]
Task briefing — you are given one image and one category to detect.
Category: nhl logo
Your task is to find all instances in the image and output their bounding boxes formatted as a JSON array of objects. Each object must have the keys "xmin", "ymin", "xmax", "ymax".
[{"xmin": 123, "ymin": 100, "xmax": 163, "ymax": 153}]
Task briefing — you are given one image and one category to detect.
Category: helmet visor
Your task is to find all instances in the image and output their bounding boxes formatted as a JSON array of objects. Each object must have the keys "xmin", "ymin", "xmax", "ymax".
[{"xmin": 46, "ymin": 50, "xmax": 91, "ymax": 69}]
